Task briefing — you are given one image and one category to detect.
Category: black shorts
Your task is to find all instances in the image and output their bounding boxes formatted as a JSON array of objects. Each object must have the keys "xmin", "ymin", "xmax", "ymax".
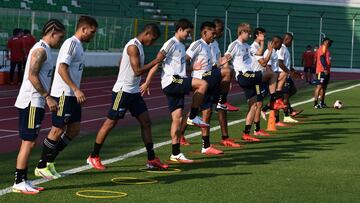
[
  {"xmin": 18, "ymin": 105, "xmax": 45, "ymax": 141},
  {"xmin": 163, "ymin": 76, "xmax": 192, "ymax": 113},
  {"xmin": 260, "ymin": 81, "xmax": 269, "ymax": 101},
  {"xmin": 304, "ymin": 67, "xmax": 316, "ymax": 74},
  {"xmin": 108, "ymin": 91, "xmax": 148, "ymax": 120},
  {"xmin": 52, "ymin": 95, "xmax": 81, "ymax": 128},
  {"xmin": 316, "ymin": 72, "xmax": 330, "ymax": 86},
  {"xmin": 201, "ymin": 68, "xmax": 222, "ymax": 110},
  {"xmin": 237, "ymin": 71, "xmax": 262, "ymax": 101},
  {"xmin": 282, "ymin": 77, "xmax": 297, "ymax": 96}
]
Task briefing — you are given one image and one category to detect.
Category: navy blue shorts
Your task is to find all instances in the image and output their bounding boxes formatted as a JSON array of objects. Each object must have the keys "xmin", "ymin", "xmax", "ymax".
[
  {"xmin": 315, "ymin": 72, "xmax": 330, "ymax": 86},
  {"xmin": 237, "ymin": 71, "xmax": 262, "ymax": 101},
  {"xmin": 283, "ymin": 77, "xmax": 297, "ymax": 96},
  {"xmin": 108, "ymin": 91, "xmax": 148, "ymax": 120},
  {"xmin": 52, "ymin": 95, "xmax": 81, "ymax": 128},
  {"xmin": 18, "ymin": 105, "xmax": 45, "ymax": 141},
  {"xmin": 163, "ymin": 76, "xmax": 192, "ymax": 113},
  {"xmin": 201, "ymin": 68, "xmax": 221, "ymax": 110}
]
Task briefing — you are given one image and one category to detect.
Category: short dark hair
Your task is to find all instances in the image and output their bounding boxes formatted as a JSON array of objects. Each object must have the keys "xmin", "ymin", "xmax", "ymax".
[
  {"xmin": 143, "ymin": 23, "xmax": 161, "ymax": 37},
  {"xmin": 272, "ymin": 35, "xmax": 283, "ymax": 41},
  {"xmin": 253, "ymin": 27, "xmax": 266, "ymax": 39},
  {"xmin": 285, "ymin": 32, "xmax": 293, "ymax": 39},
  {"xmin": 213, "ymin": 19, "xmax": 224, "ymax": 26},
  {"xmin": 175, "ymin": 18, "xmax": 194, "ymax": 32},
  {"xmin": 76, "ymin": 16, "xmax": 98, "ymax": 30},
  {"xmin": 24, "ymin": 29, "xmax": 31, "ymax": 35},
  {"xmin": 200, "ymin": 21, "xmax": 216, "ymax": 32},
  {"xmin": 42, "ymin": 19, "xmax": 65, "ymax": 36}
]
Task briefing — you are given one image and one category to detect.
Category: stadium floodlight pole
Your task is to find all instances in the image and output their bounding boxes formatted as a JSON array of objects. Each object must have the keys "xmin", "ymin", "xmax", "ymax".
[
  {"xmin": 223, "ymin": 3, "xmax": 231, "ymax": 53},
  {"xmin": 31, "ymin": 11, "xmax": 35, "ymax": 35},
  {"xmin": 192, "ymin": 2, "xmax": 200, "ymax": 41},
  {"xmin": 256, "ymin": 7, "xmax": 262, "ymax": 27},
  {"xmin": 351, "ymin": 13, "xmax": 357, "ymax": 69},
  {"xmin": 286, "ymin": 9, "xmax": 292, "ymax": 32},
  {"xmin": 319, "ymin": 12, "xmax": 325, "ymax": 46}
]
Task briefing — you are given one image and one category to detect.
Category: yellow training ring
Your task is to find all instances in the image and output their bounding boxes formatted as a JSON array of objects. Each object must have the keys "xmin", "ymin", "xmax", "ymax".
[
  {"xmin": 111, "ymin": 177, "xmax": 158, "ymax": 185},
  {"xmin": 139, "ymin": 168, "xmax": 182, "ymax": 174},
  {"xmin": 75, "ymin": 190, "xmax": 127, "ymax": 199}
]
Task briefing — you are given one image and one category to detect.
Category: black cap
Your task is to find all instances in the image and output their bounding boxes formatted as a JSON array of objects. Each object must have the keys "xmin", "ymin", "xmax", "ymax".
[{"xmin": 323, "ymin": 37, "xmax": 334, "ymax": 44}]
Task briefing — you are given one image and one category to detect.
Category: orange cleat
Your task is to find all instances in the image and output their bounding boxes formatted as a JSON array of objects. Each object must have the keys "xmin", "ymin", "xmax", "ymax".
[
  {"xmin": 180, "ymin": 136, "xmax": 190, "ymax": 146},
  {"xmin": 254, "ymin": 129, "xmax": 270, "ymax": 136},
  {"xmin": 275, "ymin": 121, "xmax": 289, "ymax": 127},
  {"xmin": 87, "ymin": 155, "xmax": 106, "ymax": 170},
  {"xmin": 220, "ymin": 138, "xmax": 241, "ymax": 147},
  {"xmin": 242, "ymin": 133, "xmax": 261, "ymax": 142},
  {"xmin": 201, "ymin": 146, "xmax": 224, "ymax": 155},
  {"xmin": 291, "ymin": 109, "xmax": 303, "ymax": 117},
  {"xmin": 224, "ymin": 102, "xmax": 240, "ymax": 111}
]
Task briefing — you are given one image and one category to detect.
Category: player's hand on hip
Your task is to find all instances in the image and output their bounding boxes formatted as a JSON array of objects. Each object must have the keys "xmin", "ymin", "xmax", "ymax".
[
  {"xmin": 193, "ymin": 59, "xmax": 207, "ymax": 71},
  {"xmin": 46, "ymin": 96, "xmax": 58, "ymax": 112},
  {"xmin": 74, "ymin": 88, "xmax": 86, "ymax": 104}
]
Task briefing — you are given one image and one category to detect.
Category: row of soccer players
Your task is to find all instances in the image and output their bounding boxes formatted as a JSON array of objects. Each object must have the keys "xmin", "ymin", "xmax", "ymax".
[{"xmin": 13, "ymin": 16, "xmax": 305, "ymax": 194}]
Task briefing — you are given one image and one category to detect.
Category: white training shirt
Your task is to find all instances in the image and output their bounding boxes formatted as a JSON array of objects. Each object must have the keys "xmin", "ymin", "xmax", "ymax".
[
  {"xmin": 15, "ymin": 40, "xmax": 53, "ymax": 109},
  {"xmin": 186, "ymin": 38, "xmax": 212, "ymax": 79},
  {"xmin": 250, "ymin": 41, "xmax": 265, "ymax": 72},
  {"xmin": 210, "ymin": 40, "xmax": 221, "ymax": 66},
  {"xmin": 277, "ymin": 44, "xmax": 291, "ymax": 72},
  {"xmin": 160, "ymin": 36, "xmax": 187, "ymax": 89},
  {"xmin": 225, "ymin": 39, "xmax": 253, "ymax": 78},
  {"xmin": 51, "ymin": 36, "xmax": 84, "ymax": 97},
  {"xmin": 264, "ymin": 49, "xmax": 279, "ymax": 72},
  {"xmin": 113, "ymin": 38, "xmax": 144, "ymax": 93}
]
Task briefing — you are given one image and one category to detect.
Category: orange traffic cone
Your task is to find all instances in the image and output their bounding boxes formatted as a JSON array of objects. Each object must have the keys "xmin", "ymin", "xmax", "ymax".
[{"xmin": 266, "ymin": 110, "xmax": 277, "ymax": 131}]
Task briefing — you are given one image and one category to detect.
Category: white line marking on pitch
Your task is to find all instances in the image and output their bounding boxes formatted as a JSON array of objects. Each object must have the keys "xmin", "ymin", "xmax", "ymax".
[{"xmin": 0, "ymin": 83, "xmax": 358, "ymax": 196}]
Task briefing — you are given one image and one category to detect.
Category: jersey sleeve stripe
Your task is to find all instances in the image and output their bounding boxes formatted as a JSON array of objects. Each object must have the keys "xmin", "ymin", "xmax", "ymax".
[
  {"xmin": 228, "ymin": 42, "xmax": 236, "ymax": 53},
  {"xmin": 191, "ymin": 41, "xmax": 201, "ymax": 51},
  {"xmin": 67, "ymin": 41, "xmax": 76, "ymax": 56},
  {"xmin": 164, "ymin": 40, "xmax": 175, "ymax": 54}
]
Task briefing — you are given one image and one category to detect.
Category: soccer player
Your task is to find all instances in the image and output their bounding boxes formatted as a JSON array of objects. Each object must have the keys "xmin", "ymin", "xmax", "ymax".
[
  {"xmin": 141, "ymin": 19, "xmax": 210, "ymax": 163},
  {"xmin": 34, "ymin": 16, "xmax": 98, "ymax": 179},
  {"xmin": 12, "ymin": 19, "xmax": 65, "ymax": 194},
  {"xmin": 314, "ymin": 37, "xmax": 333, "ymax": 109},
  {"xmin": 276, "ymin": 33, "xmax": 302, "ymax": 123},
  {"xmin": 7, "ymin": 28, "xmax": 25, "ymax": 84},
  {"xmin": 249, "ymin": 27, "xmax": 275, "ymax": 136},
  {"xmin": 184, "ymin": 21, "xmax": 234, "ymax": 154},
  {"xmin": 180, "ymin": 19, "xmax": 240, "ymax": 147},
  {"xmin": 301, "ymin": 45, "xmax": 315, "ymax": 84},
  {"xmin": 86, "ymin": 23, "xmax": 169, "ymax": 170},
  {"xmin": 224, "ymin": 23, "xmax": 260, "ymax": 142}
]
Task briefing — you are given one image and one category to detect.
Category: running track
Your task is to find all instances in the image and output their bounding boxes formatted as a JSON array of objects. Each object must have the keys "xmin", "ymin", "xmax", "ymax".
[{"xmin": 0, "ymin": 72, "xmax": 359, "ymax": 153}]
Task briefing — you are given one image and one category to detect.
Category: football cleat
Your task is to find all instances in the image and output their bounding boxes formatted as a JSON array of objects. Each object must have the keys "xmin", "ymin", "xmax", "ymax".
[
  {"xmin": 169, "ymin": 153, "xmax": 194, "ymax": 163},
  {"xmin": 12, "ymin": 181, "xmax": 39, "ymax": 195},
  {"xmin": 254, "ymin": 129, "xmax": 270, "ymax": 136},
  {"xmin": 87, "ymin": 155, "xmax": 106, "ymax": 170},
  {"xmin": 220, "ymin": 138, "xmax": 241, "ymax": 147},
  {"xmin": 187, "ymin": 116, "xmax": 209, "ymax": 128},
  {"xmin": 201, "ymin": 146, "xmax": 224, "ymax": 155},
  {"xmin": 242, "ymin": 133, "xmax": 261, "ymax": 142},
  {"xmin": 146, "ymin": 157, "xmax": 169, "ymax": 169}
]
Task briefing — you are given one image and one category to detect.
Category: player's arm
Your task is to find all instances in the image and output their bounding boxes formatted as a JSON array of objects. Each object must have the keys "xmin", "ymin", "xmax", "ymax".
[
  {"xmin": 140, "ymin": 51, "xmax": 165, "ymax": 95},
  {"xmin": 257, "ymin": 42, "xmax": 273, "ymax": 67},
  {"xmin": 28, "ymin": 48, "xmax": 57, "ymax": 112},
  {"xmin": 128, "ymin": 45, "xmax": 159, "ymax": 76},
  {"xmin": 58, "ymin": 62, "xmax": 86, "ymax": 104}
]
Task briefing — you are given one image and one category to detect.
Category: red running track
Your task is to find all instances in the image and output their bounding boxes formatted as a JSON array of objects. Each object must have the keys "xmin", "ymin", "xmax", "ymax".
[{"xmin": 0, "ymin": 72, "xmax": 359, "ymax": 153}]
